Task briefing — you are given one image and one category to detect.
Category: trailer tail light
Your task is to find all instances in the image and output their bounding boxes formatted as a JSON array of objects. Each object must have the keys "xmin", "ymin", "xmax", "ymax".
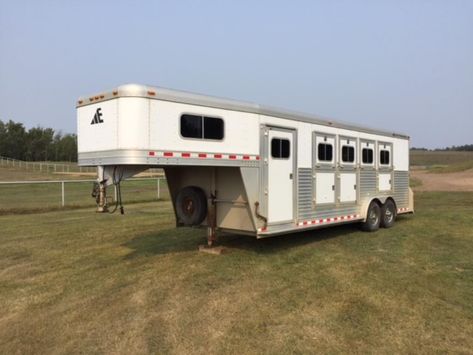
[
  {"xmin": 181, "ymin": 153, "xmax": 191, "ymax": 158},
  {"xmin": 213, "ymin": 154, "xmax": 222, "ymax": 159},
  {"xmin": 163, "ymin": 152, "xmax": 173, "ymax": 157}
]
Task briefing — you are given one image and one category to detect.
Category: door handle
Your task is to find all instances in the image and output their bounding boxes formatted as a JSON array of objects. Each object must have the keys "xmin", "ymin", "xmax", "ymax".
[{"xmin": 289, "ymin": 173, "xmax": 293, "ymax": 180}]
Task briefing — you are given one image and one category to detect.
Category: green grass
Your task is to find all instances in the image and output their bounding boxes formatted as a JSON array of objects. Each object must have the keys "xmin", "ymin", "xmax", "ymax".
[
  {"xmin": 410, "ymin": 150, "xmax": 473, "ymax": 167},
  {"xmin": 409, "ymin": 176, "xmax": 422, "ymax": 188},
  {"xmin": 0, "ymin": 192, "xmax": 472, "ymax": 353}
]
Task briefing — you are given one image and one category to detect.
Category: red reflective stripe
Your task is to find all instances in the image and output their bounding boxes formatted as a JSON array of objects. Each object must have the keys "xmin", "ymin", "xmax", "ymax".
[
  {"xmin": 181, "ymin": 153, "xmax": 190, "ymax": 158},
  {"xmin": 214, "ymin": 154, "xmax": 222, "ymax": 159},
  {"xmin": 163, "ymin": 152, "xmax": 173, "ymax": 157},
  {"xmin": 229, "ymin": 155, "xmax": 236, "ymax": 159},
  {"xmin": 198, "ymin": 153, "xmax": 207, "ymax": 158},
  {"xmin": 148, "ymin": 151, "xmax": 155, "ymax": 156}
]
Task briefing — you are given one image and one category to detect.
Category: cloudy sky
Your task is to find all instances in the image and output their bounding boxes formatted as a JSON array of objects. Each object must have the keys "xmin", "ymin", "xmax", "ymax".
[{"xmin": 0, "ymin": 0, "xmax": 472, "ymax": 148}]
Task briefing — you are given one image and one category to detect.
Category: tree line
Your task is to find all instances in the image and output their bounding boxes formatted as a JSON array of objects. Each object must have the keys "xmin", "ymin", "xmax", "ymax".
[
  {"xmin": 411, "ymin": 144, "xmax": 473, "ymax": 151},
  {"xmin": 0, "ymin": 119, "xmax": 77, "ymax": 162}
]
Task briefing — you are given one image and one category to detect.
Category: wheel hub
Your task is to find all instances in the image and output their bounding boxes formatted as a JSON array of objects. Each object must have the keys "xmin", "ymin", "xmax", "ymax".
[{"xmin": 183, "ymin": 197, "xmax": 195, "ymax": 215}]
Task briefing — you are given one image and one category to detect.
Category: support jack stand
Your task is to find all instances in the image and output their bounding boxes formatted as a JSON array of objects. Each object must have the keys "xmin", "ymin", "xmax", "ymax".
[{"xmin": 198, "ymin": 197, "xmax": 227, "ymax": 255}]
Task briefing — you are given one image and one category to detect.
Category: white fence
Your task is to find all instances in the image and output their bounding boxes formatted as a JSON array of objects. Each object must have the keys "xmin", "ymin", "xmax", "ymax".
[
  {"xmin": 0, "ymin": 156, "xmax": 96, "ymax": 173},
  {"xmin": 0, "ymin": 177, "xmax": 168, "ymax": 212},
  {"xmin": 0, "ymin": 156, "xmax": 162, "ymax": 175}
]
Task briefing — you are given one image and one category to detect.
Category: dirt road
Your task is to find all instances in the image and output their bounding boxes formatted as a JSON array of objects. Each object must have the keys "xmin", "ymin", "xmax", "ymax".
[{"xmin": 411, "ymin": 168, "xmax": 473, "ymax": 191}]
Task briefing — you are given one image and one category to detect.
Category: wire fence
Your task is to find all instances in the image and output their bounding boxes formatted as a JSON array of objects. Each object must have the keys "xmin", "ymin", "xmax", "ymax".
[
  {"xmin": 0, "ymin": 177, "xmax": 169, "ymax": 213},
  {"xmin": 0, "ymin": 156, "xmax": 96, "ymax": 173},
  {"xmin": 0, "ymin": 156, "xmax": 162, "ymax": 175}
]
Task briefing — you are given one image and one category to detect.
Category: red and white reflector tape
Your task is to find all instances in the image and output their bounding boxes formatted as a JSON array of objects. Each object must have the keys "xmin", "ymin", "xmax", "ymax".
[
  {"xmin": 297, "ymin": 214, "xmax": 359, "ymax": 227},
  {"xmin": 148, "ymin": 151, "xmax": 259, "ymax": 161},
  {"xmin": 258, "ymin": 214, "xmax": 360, "ymax": 233}
]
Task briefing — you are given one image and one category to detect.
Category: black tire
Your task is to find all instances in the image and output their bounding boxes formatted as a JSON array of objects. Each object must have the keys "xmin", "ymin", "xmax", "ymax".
[
  {"xmin": 175, "ymin": 186, "xmax": 208, "ymax": 226},
  {"xmin": 361, "ymin": 201, "xmax": 381, "ymax": 232},
  {"xmin": 381, "ymin": 200, "xmax": 396, "ymax": 228}
]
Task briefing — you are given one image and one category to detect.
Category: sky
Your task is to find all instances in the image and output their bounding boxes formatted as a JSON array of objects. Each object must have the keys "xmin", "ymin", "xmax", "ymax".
[{"xmin": 0, "ymin": 0, "xmax": 472, "ymax": 148}]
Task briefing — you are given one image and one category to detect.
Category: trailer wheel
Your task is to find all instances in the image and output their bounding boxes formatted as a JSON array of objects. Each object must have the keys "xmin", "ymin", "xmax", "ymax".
[
  {"xmin": 381, "ymin": 200, "xmax": 396, "ymax": 228},
  {"xmin": 361, "ymin": 201, "xmax": 381, "ymax": 232},
  {"xmin": 175, "ymin": 186, "xmax": 208, "ymax": 226}
]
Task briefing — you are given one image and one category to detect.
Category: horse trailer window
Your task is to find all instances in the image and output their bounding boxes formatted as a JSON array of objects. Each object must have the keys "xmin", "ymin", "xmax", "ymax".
[
  {"xmin": 181, "ymin": 114, "xmax": 202, "ymax": 138},
  {"xmin": 318, "ymin": 143, "xmax": 333, "ymax": 162},
  {"xmin": 342, "ymin": 146, "xmax": 355, "ymax": 163},
  {"xmin": 180, "ymin": 114, "xmax": 224, "ymax": 140},
  {"xmin": 380, "ymin": 150, "xmax": 390, "ymax": 165},
  {"xmin": 203, "ymin": 116, "xmax": 224, "ymax": 139},
  {"xmin": 271, "ymin": 138, "xmax": 290, "ymax": 159},
  {"xmin": 362, "ymin": 148, "xmax": 373, "ymax": 164}
]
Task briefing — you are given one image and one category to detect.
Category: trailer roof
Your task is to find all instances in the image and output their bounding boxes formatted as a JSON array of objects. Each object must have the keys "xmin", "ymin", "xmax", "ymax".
[{"xmin": 77, "ymin": 83, "xmax": 409, "ymax": 139}]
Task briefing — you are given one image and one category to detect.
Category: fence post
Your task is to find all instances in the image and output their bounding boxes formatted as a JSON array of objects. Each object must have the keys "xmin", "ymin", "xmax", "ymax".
[
  {"xmin": 157, "ymin": 178, "xmax": 160, "ymax": 200},
  {"xmin": 61, "ymin": 181, "xmax": 65, "ymax": 207}
]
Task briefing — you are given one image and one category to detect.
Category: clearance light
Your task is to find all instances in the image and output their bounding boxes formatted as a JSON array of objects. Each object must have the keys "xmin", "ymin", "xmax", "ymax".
[{"xmin": 147, "ymin": 91, "xmax": 156, "ymax": 96}]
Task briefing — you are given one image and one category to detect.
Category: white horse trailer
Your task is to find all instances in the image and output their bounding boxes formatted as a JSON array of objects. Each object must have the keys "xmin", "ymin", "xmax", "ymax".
[{"xmin": 77, "ymin": 84, "xmax": 414, "ymax": 245}]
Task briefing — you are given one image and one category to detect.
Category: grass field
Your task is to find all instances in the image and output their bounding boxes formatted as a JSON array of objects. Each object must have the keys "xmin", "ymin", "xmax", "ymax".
[
  {"xmin": 0, "ymin": 178, "xmax": 169, "ymax": 214},
  {"xmin": 1, "ymin": 192, "xmax": 472, "ymax": 353},
  {"xmin": 410, "ymin": 150, "xmax": 473, "ymax": 167}
]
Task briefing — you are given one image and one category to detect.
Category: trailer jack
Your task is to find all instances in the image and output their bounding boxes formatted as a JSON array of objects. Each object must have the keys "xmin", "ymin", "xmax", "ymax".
[
  {"xmin": 92, "ymin": 181, "xmax": 109, "ymax": 213},
  {"xmin": 206, "ymin": 195, "xmax": 217, "ymax": 247},
  {"xmin": 198, "ymin": 194, "xmax": 226, "ymax": 255}
]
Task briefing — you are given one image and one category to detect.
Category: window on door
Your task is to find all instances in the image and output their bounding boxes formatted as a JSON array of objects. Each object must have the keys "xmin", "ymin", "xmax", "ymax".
[
  {"xmin": 318, "ymin": 143, "xmax": 333, "ymax": 162},
  {"xmin": 341, "ymin": 146, "xmax": 355, "ymax": 163},
  {"xmin": 362, "ymin": 148, "xmax": 374, "ymax": 164},
  {"xmin": 271, "ymin": 138, "xmax": 290, "ymax": 159},
  {"xmin": 380, "ymin": 150, "xmax": 390, "ymax": 165}
]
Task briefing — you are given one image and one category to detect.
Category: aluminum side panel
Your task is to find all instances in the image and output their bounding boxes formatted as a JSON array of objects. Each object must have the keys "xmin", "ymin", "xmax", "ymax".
[{"xmin": 393, "ymin": 170, "xmax": 409, "ymax": 208}]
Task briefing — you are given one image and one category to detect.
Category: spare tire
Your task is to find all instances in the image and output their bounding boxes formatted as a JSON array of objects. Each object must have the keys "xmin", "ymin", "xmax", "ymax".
[{"xmin": 175, "ymin": 186, "xmax": 208, "ymax": 226}]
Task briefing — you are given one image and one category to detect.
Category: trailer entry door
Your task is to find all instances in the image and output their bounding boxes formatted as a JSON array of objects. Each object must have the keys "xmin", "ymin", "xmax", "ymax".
[
  {"xmin": 267, "ymin": 128, "xmax": 295, "ymax": 223},
  {"xmin": 313, "ymin": 133, "xmax": 336, "ymax": 205}
]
